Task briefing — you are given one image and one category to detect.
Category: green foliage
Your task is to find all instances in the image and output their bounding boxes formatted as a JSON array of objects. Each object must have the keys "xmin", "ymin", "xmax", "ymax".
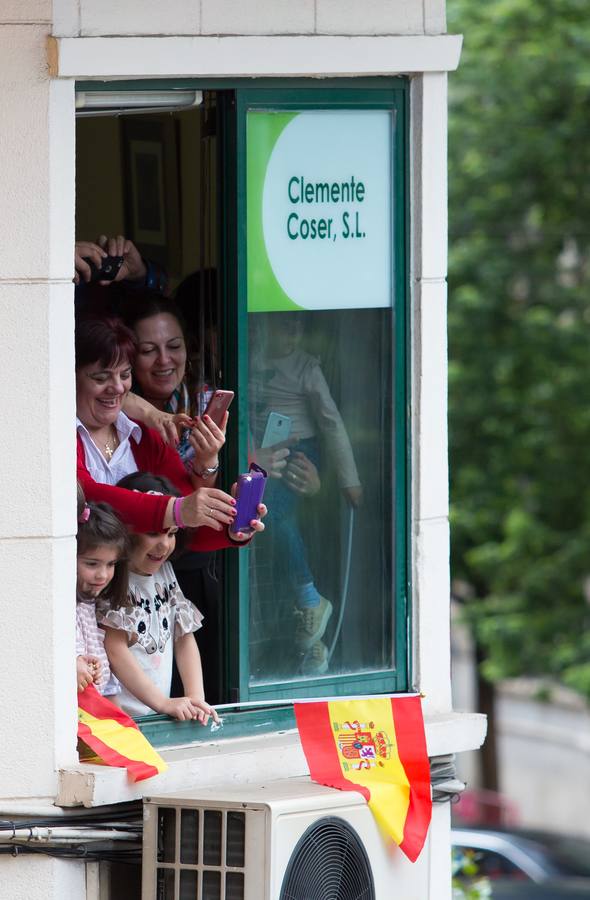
[{"xmin": 448, "ymin": 0, "xmax": 590, "ymax": 696}]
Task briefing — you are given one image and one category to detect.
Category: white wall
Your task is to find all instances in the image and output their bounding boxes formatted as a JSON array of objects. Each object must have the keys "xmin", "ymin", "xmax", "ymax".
[
  {"xmin": 52, "ymin": 0, "xmax": 446, "ymax": 38},
  {"xmin": 0, "ymin": 856, "xmax": 85, "ymax": 900},
  {"xmin": 0, "ymin": 14, "xmax": 78, "ymax": 803}
]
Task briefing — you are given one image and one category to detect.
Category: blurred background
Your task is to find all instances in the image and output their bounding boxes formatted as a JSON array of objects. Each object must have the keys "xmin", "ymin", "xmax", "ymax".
[{"xmin": 447, "ymin": 0, "xmax": 590, "ymax": 893}]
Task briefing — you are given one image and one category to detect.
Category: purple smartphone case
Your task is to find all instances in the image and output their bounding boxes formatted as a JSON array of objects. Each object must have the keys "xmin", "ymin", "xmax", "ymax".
[{"xmin": 230, "ymin": 463, "xmax": 267, "ymax": 534}]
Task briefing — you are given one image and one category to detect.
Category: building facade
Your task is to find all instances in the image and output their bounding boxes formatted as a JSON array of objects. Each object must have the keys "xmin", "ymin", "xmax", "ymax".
[{"xmin": 0, "ymin": 2, "xmax": 483, "ymax": 898}]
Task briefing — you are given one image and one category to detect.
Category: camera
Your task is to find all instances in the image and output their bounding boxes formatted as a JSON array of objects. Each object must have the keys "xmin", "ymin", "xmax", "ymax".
[{"xmin": 82, "ymin": 255, "xmax": 124, "ymax": 282}]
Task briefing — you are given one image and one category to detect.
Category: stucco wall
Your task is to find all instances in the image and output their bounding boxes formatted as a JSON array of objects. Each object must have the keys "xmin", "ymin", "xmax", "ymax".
[
  {"xmin": 0, "ymin": 10, "xmax": 78, "ymax": 807},
  {"xmin": 51, "ymin": 0, "xmax": 446, "ymax": 38}
]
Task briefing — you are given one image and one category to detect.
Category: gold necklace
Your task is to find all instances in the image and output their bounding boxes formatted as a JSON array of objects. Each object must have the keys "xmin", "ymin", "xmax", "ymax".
[{"xmin": 104, "ymin": 427, "xmax": 119, "ymax": 460}]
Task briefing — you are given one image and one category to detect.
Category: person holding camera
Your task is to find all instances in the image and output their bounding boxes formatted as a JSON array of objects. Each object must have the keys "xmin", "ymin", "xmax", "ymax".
[{"xmin": 74, "ymin": 234, "xmax": 168, "ymax": 295}]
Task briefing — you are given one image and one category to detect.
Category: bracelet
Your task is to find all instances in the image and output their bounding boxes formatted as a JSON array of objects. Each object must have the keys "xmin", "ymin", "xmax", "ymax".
[{"xmin": 173, "ymin": 496, "xmax": 186, "ymax": 529}]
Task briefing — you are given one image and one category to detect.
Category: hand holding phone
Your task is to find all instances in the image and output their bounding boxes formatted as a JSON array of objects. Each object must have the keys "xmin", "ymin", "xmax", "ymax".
[
  {"xmin": 261, "ymin": 411, "xmax": 292, "ymax": 449},
  {"xmin": 229, "ymin": 463, "xmax": 267, "ymax": 535}
]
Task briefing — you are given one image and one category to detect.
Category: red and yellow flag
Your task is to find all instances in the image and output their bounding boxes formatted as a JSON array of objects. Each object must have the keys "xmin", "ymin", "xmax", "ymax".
[
  {"xmin": 294, "ymin": 696, "xmax": 431, "ymax": 862},
  {"xmin": 78, "ymin": 685, "xmax": 168, "ymax": 783}
]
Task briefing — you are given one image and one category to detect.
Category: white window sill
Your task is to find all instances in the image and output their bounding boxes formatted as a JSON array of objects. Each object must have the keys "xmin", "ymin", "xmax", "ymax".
[{"xmin": 57, "ymin": 710, "xmax": 486, "ymax": 808}]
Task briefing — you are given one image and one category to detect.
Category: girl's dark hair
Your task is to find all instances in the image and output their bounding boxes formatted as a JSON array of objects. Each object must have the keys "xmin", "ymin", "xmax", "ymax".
[
  {"xmin": 75, "ymin": 315, "xmax": 138, "ymax": 370},
  {"xmin": 77, "ymin": 481, "xmax": 86, "ymax": 520},
  {"xmin": 115, "ymin": 471, "xmax": 187, "ymax": 558},
  {"xmin": 76, "ymin": 502, "xmax": 129, "ymax": 610}
]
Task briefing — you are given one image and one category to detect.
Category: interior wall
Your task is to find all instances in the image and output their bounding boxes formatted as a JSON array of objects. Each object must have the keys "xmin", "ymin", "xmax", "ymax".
[
  {"xmin": 76, "ymin": 116, "xmax": 125, "ymax": 239},
  {"xmin": 75, "ymin": 106, "xmax": 208, "ymax": 285}
]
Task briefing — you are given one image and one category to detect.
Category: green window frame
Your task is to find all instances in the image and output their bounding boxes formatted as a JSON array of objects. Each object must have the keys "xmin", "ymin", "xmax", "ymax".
[{"xmin": 75, "ymin": 79, "xmax": 411, "ymax": 747}]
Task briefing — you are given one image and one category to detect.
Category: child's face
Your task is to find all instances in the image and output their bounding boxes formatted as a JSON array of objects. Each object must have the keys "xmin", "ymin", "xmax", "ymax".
[
  {"xmin": 129, "ymin": 527, "xmax": 178, "ymax": 576},
  {"xmin": 77, "ymin": 544, "xmax": 119, "ymax": 598}
]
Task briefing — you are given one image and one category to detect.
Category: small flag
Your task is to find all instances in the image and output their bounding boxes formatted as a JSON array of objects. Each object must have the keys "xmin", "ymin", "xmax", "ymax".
[
  {"xmin": 78, "ymin": 685, "xmax": 168, "ymax": 783},
  {"xmin": 294, "ymin": 696, "xmax": 431, "ymax": 862}
]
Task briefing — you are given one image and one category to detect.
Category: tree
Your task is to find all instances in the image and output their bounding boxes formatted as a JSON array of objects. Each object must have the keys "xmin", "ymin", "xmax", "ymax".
[{"xmin": 447, "ymin": 0, "xmax": 590, "ymax": 729}]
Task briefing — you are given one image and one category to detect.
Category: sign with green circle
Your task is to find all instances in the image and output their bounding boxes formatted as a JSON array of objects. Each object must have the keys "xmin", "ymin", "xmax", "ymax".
[{"xmin": 247, "ymin": 109, "xmax": 394, "ymax": 312}]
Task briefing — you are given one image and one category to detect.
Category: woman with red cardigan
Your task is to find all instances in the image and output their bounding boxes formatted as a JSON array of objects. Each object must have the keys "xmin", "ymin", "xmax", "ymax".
[{"xmin": 76, "ymin": 316, "xmax": 265, "ymax": 550}]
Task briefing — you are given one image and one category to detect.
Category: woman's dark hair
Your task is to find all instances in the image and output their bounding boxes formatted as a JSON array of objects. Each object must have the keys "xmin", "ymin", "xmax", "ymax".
[
  {"xmin": 76, "ymin": 502, "xmax": 129, "ymax": 609},
  {"xmin": 123, "ymin": 292, "xmax": 199, "ymax": 413},
  {"xmin": 75, "ymin": 315, "xmax": 138, "ymax": 370},
  {"xmin": 123, "ymin": 291, "xmax": 188, "ymax": 338},
  {"xmin": 174, "ymin": 269, "xmax": 220, "ymax": 390},
  {"xmin": 116, "ymin": 471, "xmax": 187, "ymax": 558}
]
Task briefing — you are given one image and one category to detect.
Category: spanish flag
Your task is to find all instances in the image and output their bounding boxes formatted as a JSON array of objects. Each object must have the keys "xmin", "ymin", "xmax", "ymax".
[
  {"xmin": 78, "ymin": 685, "xmax": 168, "ymax": 783},
  {"xmin": 294, "ymin": 696, "xmax": 431, "ymax": 862}
]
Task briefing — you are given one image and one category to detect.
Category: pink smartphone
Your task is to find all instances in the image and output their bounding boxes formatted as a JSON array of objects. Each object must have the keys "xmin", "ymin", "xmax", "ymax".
[
  {"xmin": 229, "ymin": 463, "xmax": 267, "ymax": 535},
  {"xmin": 203, "ymin": 389, "xmax": 234, "ymax": 427}
]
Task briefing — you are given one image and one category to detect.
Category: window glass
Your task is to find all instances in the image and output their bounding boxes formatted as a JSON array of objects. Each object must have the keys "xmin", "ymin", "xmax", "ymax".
[
  {"xmin": 247, "ymin": 308, "xmax": 393, "ymax": 684},
  {"xmin": 244, "ymin": 105, "xmax": 397, "ymax": 687}
]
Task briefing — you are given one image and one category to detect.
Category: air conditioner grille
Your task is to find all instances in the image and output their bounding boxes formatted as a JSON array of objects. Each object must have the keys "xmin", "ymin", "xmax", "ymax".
[
  {"xmin": 280, "ymin": 816, "xmax": 376, "ymax": 900},
  {"xmin": 155, "ymin": 805, "xmax": 246, "ymax": 900},
  {"xmin": 203, "ymin": 810, "xmax": 222, "ymax": 866}
]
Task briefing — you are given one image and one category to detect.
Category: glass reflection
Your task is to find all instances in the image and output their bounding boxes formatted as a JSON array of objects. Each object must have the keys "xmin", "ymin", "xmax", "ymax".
[{"xmin": 248, "ymin": 309, "xmax": 394, "ymax": 684}]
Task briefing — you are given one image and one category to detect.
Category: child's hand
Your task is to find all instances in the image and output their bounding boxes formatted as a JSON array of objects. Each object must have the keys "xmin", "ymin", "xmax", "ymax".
[
  {"xmin": 342, "ymin": 485, "xmax": 363, "ymax": 507},
  {"xmin": 188, "ymin": 698, "xmax": 220, "ymax": 726},
  {"xmin": 86, "ymin": 655, "xmax": 102, "ymax": 684},
  {"xmin": 160, "ymin": 696, "xmax": 206, "ymax": 721},
  {"xmin": 76, "ymin": 655, "xmax": 96, "ymax": 691}
]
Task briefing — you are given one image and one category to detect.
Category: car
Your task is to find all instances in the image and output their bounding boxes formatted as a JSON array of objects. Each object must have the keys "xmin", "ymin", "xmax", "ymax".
[
  {"xmin": 452, "ymin": 826, "xmax": 590, "ymax": 896},
  {"xmin": 489, "ymin": 878, "xmax": 590, "ymax": 898}
]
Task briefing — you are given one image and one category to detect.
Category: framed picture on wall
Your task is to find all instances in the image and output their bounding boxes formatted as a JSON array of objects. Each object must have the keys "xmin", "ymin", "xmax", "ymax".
[{"xmin": 121, "ymin": 116, "xmax": 181, "ymax": 276}]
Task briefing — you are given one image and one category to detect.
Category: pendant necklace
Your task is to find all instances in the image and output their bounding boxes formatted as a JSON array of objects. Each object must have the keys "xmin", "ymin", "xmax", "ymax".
[{"xmin": 104, "ymin": 427, "xmax": 119, "ymax": 460}]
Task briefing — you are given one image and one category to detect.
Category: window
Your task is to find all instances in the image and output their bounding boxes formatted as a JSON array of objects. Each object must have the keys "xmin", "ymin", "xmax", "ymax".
[{"xmin": 75, "ymin": 81, "xmax": 409, "ymax": 743}]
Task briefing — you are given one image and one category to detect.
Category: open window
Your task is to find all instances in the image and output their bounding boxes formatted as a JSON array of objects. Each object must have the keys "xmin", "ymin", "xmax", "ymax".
[{"xmin": 75, "ymin": 81, "xmax": 409, "ymax": 742}]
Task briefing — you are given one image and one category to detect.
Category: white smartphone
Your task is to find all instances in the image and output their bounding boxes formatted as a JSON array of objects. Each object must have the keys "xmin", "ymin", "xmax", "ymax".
[{"xmin": 261, "ymin": 411, "xmax": 292, "ymax": 448}]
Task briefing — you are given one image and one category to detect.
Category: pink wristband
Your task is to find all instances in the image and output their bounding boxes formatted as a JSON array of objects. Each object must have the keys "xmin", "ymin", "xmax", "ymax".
[{"xmin": 173, "ymin": 496, "xmax": 186, "ymax": 529}]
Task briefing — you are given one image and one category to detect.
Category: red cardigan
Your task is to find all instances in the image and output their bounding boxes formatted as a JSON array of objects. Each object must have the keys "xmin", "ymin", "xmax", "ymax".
[{"xmin": 77, "ymin": 422, "xmax": 233, "ymax": 552}]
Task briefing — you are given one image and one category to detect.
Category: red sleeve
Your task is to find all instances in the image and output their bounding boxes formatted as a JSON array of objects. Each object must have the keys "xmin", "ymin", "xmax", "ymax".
[
  {"xmin": 133, "ymin": 426, "xmax": 236, "ymax": 552},
  {"xmin": 77, "ymin": 429, "xmax": 234, "ymax": 552},
  {"xmin": 77, "ymin": 434, "xmax": 170, "ymax": 532}
]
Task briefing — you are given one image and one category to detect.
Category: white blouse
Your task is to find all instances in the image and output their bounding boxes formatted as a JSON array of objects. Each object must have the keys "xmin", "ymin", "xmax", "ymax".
[{"xmin": 76, "ymin": 412, "xmax": 142, "ymax": 486}]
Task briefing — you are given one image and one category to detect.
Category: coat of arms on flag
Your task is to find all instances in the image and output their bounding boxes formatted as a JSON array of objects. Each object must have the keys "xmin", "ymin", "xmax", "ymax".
[{"xmin": 294, "ymin": 695, "xmax": 432, "ymax": 862}]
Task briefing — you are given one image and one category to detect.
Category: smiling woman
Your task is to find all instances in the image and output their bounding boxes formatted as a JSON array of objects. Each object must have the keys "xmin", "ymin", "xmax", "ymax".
[
  {"xmin": 121, "ymin": 294, "xmax": 232, "ymax": 701},
  {"xmin": 75, "ymin": 315, "xmax": 266, "ymax": 546},
  {"xmin": 122, "ymin": 292, "xmax": 225, "ymax": 478}
]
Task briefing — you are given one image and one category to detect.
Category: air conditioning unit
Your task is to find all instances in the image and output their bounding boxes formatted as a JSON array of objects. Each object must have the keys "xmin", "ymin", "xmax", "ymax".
[{"xmin": 142, "ymin": 777, "xmax": 430, "ymax": 900}]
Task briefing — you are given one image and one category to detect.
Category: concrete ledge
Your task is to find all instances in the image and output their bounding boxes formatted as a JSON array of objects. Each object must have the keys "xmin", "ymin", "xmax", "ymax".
[
  {"xmin": 56, "ymin": 710, "xmax": 486, "ymax": 807},
  {"xmin": 48, "ymin": 34, "xmax": 463, "ymax": 79}
]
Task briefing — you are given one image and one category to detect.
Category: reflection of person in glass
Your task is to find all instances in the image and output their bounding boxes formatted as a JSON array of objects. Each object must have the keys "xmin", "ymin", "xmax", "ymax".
[{"xmin": 251, "ymin": 312, "xmax": 362, "ymax": 676}]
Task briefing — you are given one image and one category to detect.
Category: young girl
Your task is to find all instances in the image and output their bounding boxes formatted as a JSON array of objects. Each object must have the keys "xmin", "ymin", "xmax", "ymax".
[
  {"xmin": 76, "ymin": 484, "xmax": 129, "ymax": 697},
  {"xmin": 97, "ymin": 472, "xmax": 219, "ymax": 725}
]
